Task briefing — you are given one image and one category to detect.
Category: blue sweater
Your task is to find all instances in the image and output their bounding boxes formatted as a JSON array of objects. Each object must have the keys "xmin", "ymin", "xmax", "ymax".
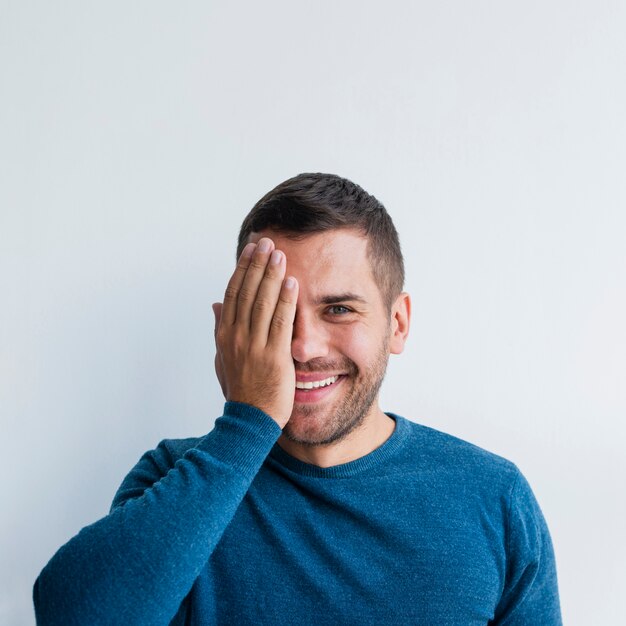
[{"xmin": 33, "ymin": 402, "xmax": 561, "ymax": 625}]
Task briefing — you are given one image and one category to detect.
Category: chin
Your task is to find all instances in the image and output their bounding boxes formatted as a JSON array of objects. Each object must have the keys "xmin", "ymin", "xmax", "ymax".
[{"xmin": 281, "ymin": 408, "xmax": 367, "ymax": 447}]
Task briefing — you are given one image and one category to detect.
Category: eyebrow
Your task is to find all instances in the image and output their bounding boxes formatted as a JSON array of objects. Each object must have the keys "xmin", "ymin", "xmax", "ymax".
[{"xmin": 315, "ymin": 293, "xmax": 368, "ymax": 305}]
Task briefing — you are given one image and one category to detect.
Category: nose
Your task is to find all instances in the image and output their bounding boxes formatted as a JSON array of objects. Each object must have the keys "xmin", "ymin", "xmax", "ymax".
[{"xmin": 291, "ymin": 311, "xmax": 329, "ymax": 364}]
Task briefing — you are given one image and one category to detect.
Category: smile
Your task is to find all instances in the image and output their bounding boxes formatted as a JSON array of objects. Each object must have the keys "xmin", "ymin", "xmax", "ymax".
[{"xmin": 295, "ymin": 375, "xmax": 339, "ymax": 390}]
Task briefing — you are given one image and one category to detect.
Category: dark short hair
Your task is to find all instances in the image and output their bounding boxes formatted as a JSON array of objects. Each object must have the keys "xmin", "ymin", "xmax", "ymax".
[{"xmin": 237, "ymin": 172, "xmax": 404, "ymax": 309}]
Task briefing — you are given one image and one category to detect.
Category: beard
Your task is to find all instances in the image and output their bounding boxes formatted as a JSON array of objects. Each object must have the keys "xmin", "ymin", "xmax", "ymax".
[{"xmin": 281, "ymin": 338, "xmax": 390, "ymax": 447}]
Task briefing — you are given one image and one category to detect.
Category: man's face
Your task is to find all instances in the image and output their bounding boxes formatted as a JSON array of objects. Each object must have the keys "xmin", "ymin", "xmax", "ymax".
[{"xmin": 249, "ymin": 228, "xmax": 399, "ymax": 446}]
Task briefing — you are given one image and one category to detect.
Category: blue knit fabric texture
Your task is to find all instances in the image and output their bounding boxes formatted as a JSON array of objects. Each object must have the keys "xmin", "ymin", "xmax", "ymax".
[{"xmin": 34, "ymin": 402, "xmax": 561, "ymax": 625}]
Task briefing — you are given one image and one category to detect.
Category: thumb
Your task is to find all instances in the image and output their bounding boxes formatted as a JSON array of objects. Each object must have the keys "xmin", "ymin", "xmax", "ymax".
[{"xmin": 212, "ymin": 302, "xmax": 223, "ymax": 338}]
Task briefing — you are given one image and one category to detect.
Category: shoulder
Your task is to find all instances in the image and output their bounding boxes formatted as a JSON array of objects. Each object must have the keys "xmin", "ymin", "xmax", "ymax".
[{"xmin": 391, "ymin": 414, "xmax": 521, "ymax": 492}]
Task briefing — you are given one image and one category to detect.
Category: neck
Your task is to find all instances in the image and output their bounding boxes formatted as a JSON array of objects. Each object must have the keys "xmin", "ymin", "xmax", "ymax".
[{"xmin": 276, "ymin": 406, "xmax": 396, "ymax": 468}]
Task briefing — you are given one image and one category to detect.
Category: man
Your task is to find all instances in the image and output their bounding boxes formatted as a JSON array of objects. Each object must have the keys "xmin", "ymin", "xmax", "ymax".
[{"xmin": 33, "ymin": 173, "xmax": 562, "ymax": 625}]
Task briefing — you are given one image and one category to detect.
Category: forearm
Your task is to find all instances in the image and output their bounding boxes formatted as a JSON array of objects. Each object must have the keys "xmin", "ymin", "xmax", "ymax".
[{"xmin": 33, "ymin": 402, "xmax": 281, "ymax": 626}]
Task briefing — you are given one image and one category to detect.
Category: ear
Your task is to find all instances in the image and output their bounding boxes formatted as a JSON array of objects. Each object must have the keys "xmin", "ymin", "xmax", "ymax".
[{"xmin": 389, "ymin": 292, "xmax": 411, "ymax": 355}]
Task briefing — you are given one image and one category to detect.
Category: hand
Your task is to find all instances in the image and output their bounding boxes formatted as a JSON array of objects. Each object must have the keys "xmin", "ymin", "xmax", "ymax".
[{"xmin": 212, "ymin": 238, "xmax": 299, "ymax": 428}]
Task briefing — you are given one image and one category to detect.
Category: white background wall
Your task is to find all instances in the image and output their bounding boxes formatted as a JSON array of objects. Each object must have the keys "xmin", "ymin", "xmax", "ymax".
[{"xmin": 2, "ymin": 1, "xmax": 625, "ymax": 624}]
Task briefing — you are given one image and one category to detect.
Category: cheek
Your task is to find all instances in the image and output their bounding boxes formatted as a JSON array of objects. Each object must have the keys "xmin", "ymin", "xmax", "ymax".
[{"xmin": 330, "ymin": 323, "xmax": 388, "ymax": 365}]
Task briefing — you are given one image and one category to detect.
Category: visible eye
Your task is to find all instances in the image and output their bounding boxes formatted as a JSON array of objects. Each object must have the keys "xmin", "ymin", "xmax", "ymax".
[{"xmin": 326, "ymin": 305, "xmax": 352, "ymax": 315}]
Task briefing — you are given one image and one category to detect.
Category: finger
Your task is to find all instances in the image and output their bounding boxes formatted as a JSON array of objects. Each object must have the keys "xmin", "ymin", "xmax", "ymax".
[
  {"xmin": 267, "ymin": 276, "xmax": 299, "ymax": 351},
  {"xmin": 221, "ymin": 243, "xmax": 256, "ymax": 326},
  {"xmin": 249, "ymin": 249, "xmax": 286, "ymax": 344},
  {"xmin": 235, "ymin": 237, "xmax": 275, "ymax": 329},
  {"xmin": 212, "ymin": 302, "xmax": 223, "ymax": 340}
]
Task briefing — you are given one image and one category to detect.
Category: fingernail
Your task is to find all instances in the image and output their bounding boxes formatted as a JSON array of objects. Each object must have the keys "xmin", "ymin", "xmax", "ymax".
[
  {"xmin": 285, "ymin": 276, "xmax": 296, "ymax": 289},
  {"xmin": 270, "ymin": 250, "xmax": 282, "ymax": 265},
  {"xmin": 241, "ymin": 243, "xmax": 255, "ymax": 258},
  {"xmin": 258, "ymin": 239, "xmax": 271, "ymax": 253}
]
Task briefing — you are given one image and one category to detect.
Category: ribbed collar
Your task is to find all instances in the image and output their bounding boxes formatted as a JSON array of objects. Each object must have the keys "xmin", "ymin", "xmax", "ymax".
[{"xmin": 268, "ymin": 413, "xmax": 409, "ymax": 478}]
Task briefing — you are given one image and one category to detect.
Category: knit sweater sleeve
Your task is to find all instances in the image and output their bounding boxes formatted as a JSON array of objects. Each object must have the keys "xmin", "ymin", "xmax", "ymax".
[
  {"xmin": 33, "ymin": 402, "xmax": 282, "ymax": 626},
  {"xmin": 492, "ymin": 468, "xmax": 562, "ymax": 625}
]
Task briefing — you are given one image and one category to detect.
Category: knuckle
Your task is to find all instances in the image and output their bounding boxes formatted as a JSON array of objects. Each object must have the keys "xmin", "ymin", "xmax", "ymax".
[
  {"xmin": 224, "ymin": 286, "xmax": 239, "ymax": 301},
  {"xmin": 234, "ymin": 333, "xmax": 249, "ymax": 349},
  {"xmin": 252, "ymin": 297, "xmax": 273, "ymax": 314},
  {"xmin": 271, "ymin": 311, "xmax": 288, "ymax": 328},
  {"xmin": 249, "ymin": 258, "xmax": 267, "ymax": 271},
  {"xmin": 278, "ymin": 293, "xmax": 295, "ymax": 308},
  {"xmin": 238, "ymin": 285, "xmax": 256, "ymax": 301}
]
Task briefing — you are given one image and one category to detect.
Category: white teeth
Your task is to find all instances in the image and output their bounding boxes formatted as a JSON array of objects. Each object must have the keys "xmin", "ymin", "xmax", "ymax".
[{"xmin": 295, "ymin": 375, "xmax": 338, "ymax": 390}]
